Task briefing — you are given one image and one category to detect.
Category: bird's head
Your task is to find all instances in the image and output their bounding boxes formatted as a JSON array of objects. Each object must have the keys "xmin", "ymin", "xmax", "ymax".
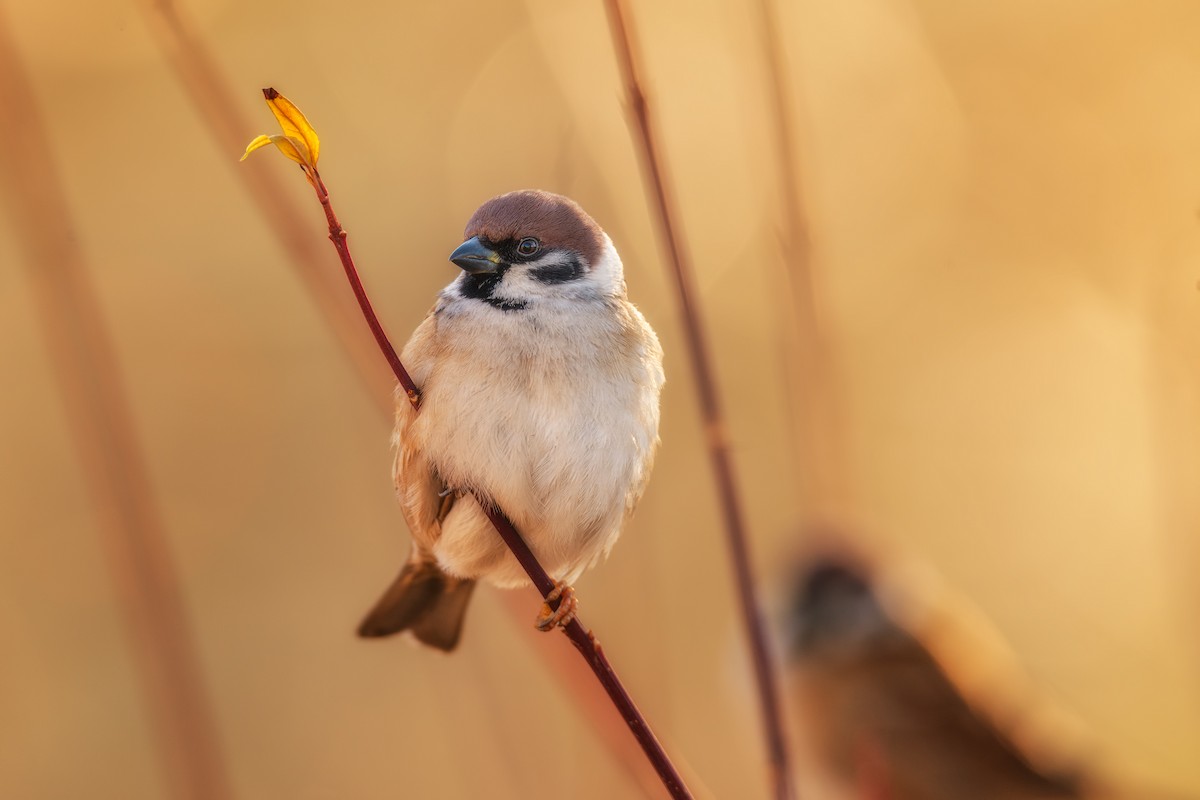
[{"xmin": 448, "ymin": 190, "xmax": 625, "ymax": 309}]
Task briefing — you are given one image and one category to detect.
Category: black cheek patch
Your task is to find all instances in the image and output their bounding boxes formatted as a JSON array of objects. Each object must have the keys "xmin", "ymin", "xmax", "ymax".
[{"xmin": 530, "ymin": 255, "xmax": 585, "ymax": 284}]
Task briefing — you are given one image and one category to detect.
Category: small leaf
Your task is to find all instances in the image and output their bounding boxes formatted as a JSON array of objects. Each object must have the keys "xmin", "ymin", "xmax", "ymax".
[
  {"xmin": 240, "ymin": 134, "xmax": 274, "ymax": 161},
  {"xmin": 241, "ymin": 133, "xmax": 313, "ymax": 168}
]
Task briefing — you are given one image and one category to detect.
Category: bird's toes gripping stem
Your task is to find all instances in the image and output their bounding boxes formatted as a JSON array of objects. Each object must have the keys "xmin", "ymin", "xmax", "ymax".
[{"xmin": 535, "ymin": 581, "xmax": 578, "ymax": 632}]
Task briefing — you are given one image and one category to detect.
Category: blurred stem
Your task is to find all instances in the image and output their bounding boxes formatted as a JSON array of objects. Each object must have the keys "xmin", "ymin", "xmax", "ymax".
[
  {"xmin": 0, "ymin": 14, "xmax": 234, "ymax": 800},
  {"xmin": 601, "ymin": 1, "xmax": 798, "ymax": 798},
  {"xmin": 755, "ymin": 0, "xmax": 848, "ymax": 523},
  {"xmin": 299, "ymin": 155, "xmax": 694, "ymax": 800}
]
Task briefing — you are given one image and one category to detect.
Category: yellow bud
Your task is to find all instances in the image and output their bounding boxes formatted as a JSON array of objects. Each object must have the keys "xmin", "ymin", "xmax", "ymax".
[{"xmin": 240, "ymin": 88, "xmax": 320, "ymax": 174}]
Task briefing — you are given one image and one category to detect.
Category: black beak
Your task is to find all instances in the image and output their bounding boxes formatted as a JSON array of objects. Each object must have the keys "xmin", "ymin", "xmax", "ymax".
[{"xmin": 449, "ymin": 236, "xmax": 502, "ymax": 274}]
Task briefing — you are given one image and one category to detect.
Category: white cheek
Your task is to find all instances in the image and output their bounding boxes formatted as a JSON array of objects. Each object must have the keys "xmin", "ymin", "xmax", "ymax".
[
  {"xmin": 496, "ymin": 268, "xmax": 548, "ymax": 299},
  {"xmin": 585, "ymin": 236, "xmax": 626, "ymax": 296},
  {"xmin": 493, "ymin": 236, "xmax": 626, "ymax": 301}
]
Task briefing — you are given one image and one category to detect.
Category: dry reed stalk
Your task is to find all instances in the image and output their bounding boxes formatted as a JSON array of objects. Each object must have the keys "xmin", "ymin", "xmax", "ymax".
[
  {"xmin": 0, "ymin": 15, "xmax": 234, "ymax": 800},
  {"xmin": 600, "ymin": 1, "xmax": 798, "ymax": 797},
  {"xmin": 754, "ymin": 0, "xmax": 849, "ymax": 523}
]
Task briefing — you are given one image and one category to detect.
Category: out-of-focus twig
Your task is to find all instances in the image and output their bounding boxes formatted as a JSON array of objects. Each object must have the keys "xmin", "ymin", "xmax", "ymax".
[
  {"xmin": 135, "ymin": 2, "xmax": 680, "ymax": 793},
  {"xmin": 600, "ymin": 1, "xmax": 798, "ymax": 798},
  {"xmin": 755, "ymin": 0, "xmax": 848, "ymax": 523},
  {"xmin": 0, "ymin": 15, "xmax": 234, "ymax": 800},
  {"xmin": 295, "ymin": 140, "xmax": 693, "ymax": 798}
]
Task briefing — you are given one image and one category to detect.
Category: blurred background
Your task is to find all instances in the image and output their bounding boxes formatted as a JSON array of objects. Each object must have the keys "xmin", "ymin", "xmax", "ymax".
[{"xmin": 1, "ymin": 0, "xmax": 1198, "ymax": 798}]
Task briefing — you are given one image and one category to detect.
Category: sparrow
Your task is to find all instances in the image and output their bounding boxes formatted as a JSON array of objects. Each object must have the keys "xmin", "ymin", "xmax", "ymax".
[
  {"xmin": 787, "ymin": 560, "xmax": 1097, "ymax": 800},
  {"xmin": 357, "ymin": 189, "xmax": 665, "ymax": 651}
]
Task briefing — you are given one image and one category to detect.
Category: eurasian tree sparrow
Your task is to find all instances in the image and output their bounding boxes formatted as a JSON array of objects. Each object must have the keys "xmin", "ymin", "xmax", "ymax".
[
  {"xmin": 357, "ymin": 190, "xmax": 665, "ymax": 651},
  {"xmin": 787, "ymin": 561, "xmax": 1090, "ymax": 799}
]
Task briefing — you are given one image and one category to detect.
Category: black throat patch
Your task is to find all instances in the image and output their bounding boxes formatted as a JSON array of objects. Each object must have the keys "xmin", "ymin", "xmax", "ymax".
[
  {"xmin": 482, "ymin": 297, "xmax": 528, "ymax": 311},
  {"xmin": 458, "ymin": 268, "xmax": 528, "ymax": 312},
  {"xmin": 458, "ymin": 270, "xmax": 503, "ymax": 301}
]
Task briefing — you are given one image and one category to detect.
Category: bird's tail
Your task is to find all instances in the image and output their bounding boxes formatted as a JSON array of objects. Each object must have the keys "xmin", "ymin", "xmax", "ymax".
[{"xmin": 357, "ymin": 556, "xmax": 475, "ymax": 651}]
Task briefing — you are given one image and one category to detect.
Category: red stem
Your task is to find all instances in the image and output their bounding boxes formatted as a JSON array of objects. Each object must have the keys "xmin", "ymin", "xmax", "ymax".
[
  {"xmin": 309, "ymin": 173, "xmax": 693, "ymax": 800},
  {"xmin": 482, "ymin": 507, "xmax": 691, "ymax": 800},
  {"xmin": 601, "ymin": 1, "xmax": 797, "ymax": 798},
  {"xmin": 314, "ymin": 174, "xmax": 421, "ymax": 410}
]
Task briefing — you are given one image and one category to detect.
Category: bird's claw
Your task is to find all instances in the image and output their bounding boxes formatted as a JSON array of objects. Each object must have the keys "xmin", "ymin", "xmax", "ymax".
[{"xmin": 535, "ymin": 582, "xmax": 577, "ymax": 632}]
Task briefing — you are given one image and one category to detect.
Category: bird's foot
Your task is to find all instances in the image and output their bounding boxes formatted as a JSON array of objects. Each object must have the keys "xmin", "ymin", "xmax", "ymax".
[{"xmin": 535, "ymin": 581, "xmax": 577, "ymax": 632}]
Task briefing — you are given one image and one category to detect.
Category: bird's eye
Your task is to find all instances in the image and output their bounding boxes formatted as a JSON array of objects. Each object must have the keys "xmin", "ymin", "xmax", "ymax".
[{"xmin": 516, "ymin": 237, "xmax": 540, "ymax": 257}]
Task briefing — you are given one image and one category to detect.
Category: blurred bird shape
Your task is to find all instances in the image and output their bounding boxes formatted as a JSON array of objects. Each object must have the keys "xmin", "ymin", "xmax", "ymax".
[{"xmin": 786, "ymin": 555, "xmax": 1130, "ymax": 800}]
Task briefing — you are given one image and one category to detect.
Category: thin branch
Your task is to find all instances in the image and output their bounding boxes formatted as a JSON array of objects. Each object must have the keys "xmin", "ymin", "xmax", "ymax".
[
  {"xmin": 305, "ymin": 169, "xmax": 694, "ymax": 800},
  {"xmin": 0, "ymin": 14, "xmax": 233, "ymax": 800},
  {"xmin": 482, "ymin": 510, "xmax": 693, "ymax": 800},
  {"xmin": 313, "ymin": 174, "xmax": 421, "ymax": 408},
  {"xmin": 600, "ymin": 1, "xmax": 798, "ymax": 798}
]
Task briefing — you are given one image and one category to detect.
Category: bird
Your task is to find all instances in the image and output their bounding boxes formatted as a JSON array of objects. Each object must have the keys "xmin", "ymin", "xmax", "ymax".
[
  {"xmin": 786, "ymin": 559, "xmax": 1098, "ymax": 800},
  {"xmin": 357, "ymin": 189, "xmax": 665, "ymax": 651}
]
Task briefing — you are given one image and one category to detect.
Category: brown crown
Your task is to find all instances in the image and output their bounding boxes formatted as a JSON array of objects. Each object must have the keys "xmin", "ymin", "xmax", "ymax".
[{"xmin": 464, "ymin": 190, "xmax": 605, "ymax": 267}]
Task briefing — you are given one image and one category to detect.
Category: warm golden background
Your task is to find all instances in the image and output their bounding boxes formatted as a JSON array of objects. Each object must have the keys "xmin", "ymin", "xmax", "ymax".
[{"xmin": 1, "ymin": 0, "xmax": 1197, "ymax": 798}]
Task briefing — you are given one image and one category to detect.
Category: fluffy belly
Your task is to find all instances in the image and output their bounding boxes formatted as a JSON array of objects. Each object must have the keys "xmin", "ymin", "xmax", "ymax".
[{"xmin": 414, "ymin": 366, "xmax": 641, "ymax": 587}]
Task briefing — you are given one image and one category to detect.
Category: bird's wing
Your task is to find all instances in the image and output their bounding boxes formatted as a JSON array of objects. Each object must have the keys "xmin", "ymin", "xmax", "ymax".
[
  {"xmin": 619, "ymin": 301, "xmax": 666, "ymax": 522},
  {"xmin": 393, "ymin": 307, "xmax": 448, "ymax": 556}
]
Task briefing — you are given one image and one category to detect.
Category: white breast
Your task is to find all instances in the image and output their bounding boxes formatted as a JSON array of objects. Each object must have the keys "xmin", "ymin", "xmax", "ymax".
[{"xmin": 404, "ymin": 291, "xmax": 663, "ymax": 588}]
